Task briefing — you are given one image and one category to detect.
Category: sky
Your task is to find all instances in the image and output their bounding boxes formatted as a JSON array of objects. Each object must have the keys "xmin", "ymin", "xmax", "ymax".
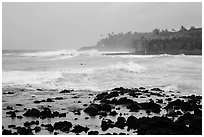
[{"xmin": 2, "ymin": 2, "xmax": 202, "ymax": 50}]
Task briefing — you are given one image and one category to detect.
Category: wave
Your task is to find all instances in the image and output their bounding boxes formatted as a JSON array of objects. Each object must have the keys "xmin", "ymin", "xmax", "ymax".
[
  {"xmin": 4, "ymin": 49, "xmax": 132, "ymax": 58},
  {"xmin": 104, "ymin": 61, "xmax": 146, "ymax": 73},
  {"xmin": 2, "ymin": 61, "xmax": 146, "ymax": 88}
]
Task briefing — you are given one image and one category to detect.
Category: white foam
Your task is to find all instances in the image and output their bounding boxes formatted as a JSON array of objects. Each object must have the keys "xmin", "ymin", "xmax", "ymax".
[
  {"xmin": 2, "ymin": 71, "xmax": 63, "ymax": 85},
  {"xmin": 105, "ymin": 61, "xmax": 146, "ymax": 73}
]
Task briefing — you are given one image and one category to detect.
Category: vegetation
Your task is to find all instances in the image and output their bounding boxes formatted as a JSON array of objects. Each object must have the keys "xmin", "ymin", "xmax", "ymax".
[{"xmin": 79, "ymin": 26, "xmax": 202, "ymax": 55}]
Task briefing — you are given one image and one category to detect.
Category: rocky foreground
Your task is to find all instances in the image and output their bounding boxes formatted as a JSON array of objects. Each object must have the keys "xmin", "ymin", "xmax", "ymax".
[{"xmin": 2, "ymin": 86, "xmax": 202, "ymax": 135}]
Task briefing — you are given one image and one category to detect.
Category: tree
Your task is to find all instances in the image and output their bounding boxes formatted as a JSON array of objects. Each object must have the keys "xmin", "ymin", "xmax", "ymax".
[
  {"xmin": 152, "ymin": 28, "xmax": 160, "ymax": 35},
  {"xmin": 190, "ymin": 26, "xmax": 196, "ymax": 30},
  {"xmin": 180, "ymin": 26, "xmax": 187, "ymax": 31}
]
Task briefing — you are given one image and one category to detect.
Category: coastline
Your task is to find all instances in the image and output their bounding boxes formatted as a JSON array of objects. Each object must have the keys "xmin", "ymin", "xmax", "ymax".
[{"xmin": 2, "ymin": 86, "xmax": 202, "ymax": 135}]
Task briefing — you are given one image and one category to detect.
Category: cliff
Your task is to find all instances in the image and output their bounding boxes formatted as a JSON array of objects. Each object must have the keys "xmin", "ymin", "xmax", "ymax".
[{"xmin": 78, "ymin": 27, "xmax": 202, "ymax": 55}]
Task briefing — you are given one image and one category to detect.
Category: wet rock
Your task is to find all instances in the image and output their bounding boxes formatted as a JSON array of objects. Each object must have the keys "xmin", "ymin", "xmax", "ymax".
[
  {"xmin": 166, "ymin": 98, "xmax": 172, "ymax": 101},
  {"xmin": 146, "ymin": 109, "xmax": 151, "ymax": 114},
  {"xmin": 59, "ymin": 113, "xmax": 66, "ymax": 118},
  {"xmin": 2, "ymin": 129, "xmax": 13, "ymax": 135},
  {"xmin": 54, "ymin": 132, "xmax": 59, "ymax": 135},
  {"xmin": 84, "ymin": 117, "xmax": 89, "ymax": 120},
  {"xmin": 34, "ymin": 126, "xmax": 41, "ymax": 133},
  {"xmin": 136, "ymin": 116, "xmax": 173, "ymax": 135},
  {"xmin": 53, "ymin": 121, "xmax": 72, "ymax": 132},
  {"xmin": 119, "ymin": 132, "xmax": 126, "ymax": 135},
  {"xmin": 149, "ymin": 92, "xmax": 163, "ymax": 97},
  {"xmin": 126, "ymin": 102, "xmax": 141, "ymax": 112},
  {"xmin": 94, "ymin": 92, "xmax": 109, "ymax": 100},
  {"xmin": 6, "ymin": 106, "xmax": 13, "ymax": 110},
  {"xmin": 84, "ymin": 104, "xmax": 100, "ymax": 116},
  {"xmin": 34, "ymin": 100, "xmax": 41, "ymax": 104},
  {"xmin": 88, "ymin": 130, "xmax": 99, "ymax": 135},
  {"xmin": 46, "ymin": 98, "xmax": 54, "ymax": 102},
  {"xmin": 53, "ymin": 111, "xmax": 60, "ymax": 117},
  {"xmin": 115, "ymin": 117, "xmax": 126, "ymax": 129},
  {"xmin": 151, "ymin": 87, "xmax": 162, "ymax": 92},
  {"xmin": 16, "ymin": 103, "xmax": 22, "ymax": 106},
  {"xmin": 55, "ymin": 97, "xmax": 63, "ymax": 100},
  {"xmin": 139, "ymin": 87, "xmax": 146, "ymax": 90},
  {"xmin": 6, "ymin": 111, "xmax": 16, "ymax": 118},
  {"xmin": 23, "ymin": 108, "xmax": 41, "ymax": 118},
  {"xmin": 60, "ymin": 89, "xmax": 73, "ymax": 93},
  {"xmin": 101, "ymin": 118, "xmax": 114, "ymax": 131},
  {"xmin": 166, "ymin": 110, "xmax": 178, "ymax": 117},
  {"xmin": 189, "ymin": 116, "xmax": 202, "ymax": 135},
  {"xmin": 8, "ymin": 124, "xmax": 16, "ymax": 128},
  {"xmin": 71, "ymin": 125, "xmax": 89, "ymax": 134},
  {"xmin": 72, "ymin": 96, "xmax": 79, "ymax": 98},
  {"xmin": 3, "ymin": 91, "xmax": 14, "ymax": 95},
  {"xmin": 83, "ymin": 104, "xmax": 88, "ymax": 107},
  {"xmin": 109, "ymin": 110, "xmax": 118, "ymax": 116},
  {"xmin": 45, "ymin": 124, "xmax": 54, "ymax": 132},
  {"xmin": 40, "ymin": 108, "xmax": 54, "ymax": 119},
  {"xmin": 100, "ymin": 103, "xmax": 112, "ymax": 112},
  {"xmin": 17, "ymin": 115, "xmax": 23, "ymax": 119},
  {"xmin": 194, "ymin": 107, "xmax": 202, "ymax": 115},
  {"xmin": 15, "ymin": 126, "xmax": 33, "ymax": 135},
  {"xmin": 117, "ymin": 97, "xmax": 134, "ymax": 105},
  {"xmin": 156, "ymin": 99, "xmax": 163, "ymax": 104},
  {"xmin": 127, "ymin": 115, "xmax": 138, "ymax": 130},
  {"xmin": 139, "ymin": 101, "xmax": 161, "ymax": 113},
  {"xmin": 176, "ymin": 110, "xmax": 182, "ymax": 115},
  {"xmin": 106, "ymin": 91, "xmax": 119, "ymax": 99},
  {"xmin": 24, "ymin": 120, "xmax": 39, "ymax": 127}
]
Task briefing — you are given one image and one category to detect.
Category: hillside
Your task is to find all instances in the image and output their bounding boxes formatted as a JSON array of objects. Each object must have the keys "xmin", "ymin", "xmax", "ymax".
[{"xmin": 78, "ymin": 27, "xmax": 202, "ymax": 55}]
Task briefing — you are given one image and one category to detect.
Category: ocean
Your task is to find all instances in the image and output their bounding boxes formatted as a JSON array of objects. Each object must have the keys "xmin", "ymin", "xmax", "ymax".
[{"xmin": 2, "ymin": 49, "xmax": 202, "ymax": 95}]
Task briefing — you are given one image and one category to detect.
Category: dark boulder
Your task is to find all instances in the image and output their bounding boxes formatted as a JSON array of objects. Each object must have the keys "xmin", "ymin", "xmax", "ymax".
[
  {"xmin": 60, "ymin": 89, "xmax": 73, "ymax": 93},
  {"xmin": 45, "ymin": 124, "xmax": 54, "ymax": 132},
  {"xmin": 59, "ymin": 113, "xmax": 66, "ymax": 118},
  {"xmin": 23, "ymin": 108, "xmax": 41, "ymax": 117},
  {"xmin": 127, "ymin": 115, "xmax": 138, "ymax": 130},
  {"xmin": 126, "ymin": 102, "xmax": 141, "ymax": 112},
  {"xmin": 15, "ymin": 126, "xmax": 33, "ymax": 135},
  {"xmin": 46, "ymin": 98, "xmax": 54, "ymax": 102},
  {"xmin": 8, "ymin": 124, "xmax": 16, "ymax": 128},
  {"xmin": 6, "ymin": 111, "xmax": 16, "ymax": 118},
  {"xmin": 109, "ymin": 110, "xmax": 118, "ymax": 116},
  {"xmin": 88, "ymin": 130, "xmax": 99, "ymax": 135},
  {"xmin": 94, "ymin": 92, "xmax": 109, "ymax": 100},
  {"xmin": 151, "ymin": 87, "xmax": 162, "ymax": 91},
  {"xmin": 115, "ymin": 117, "xmax": 126, "ymax": 129},
  {"xmin": 53, "ymin": 121, "xmax": 72, "ymax": 132},
  {"xmin": 55, "ymin": 97, "xmax": 63, "ymax": 100},
  {"xmin": 101, "ymin": 119, "xmax": 114, "ymax": 131},
  {"xmin": 117, "ymin": 97, "xmax": 134, "ymax": 105},
  {"xmin": 34, "ymin": 126, "xmax": 41, "ymax": 133},
  {"xmin": 40, "ymin": 108, "xmax": 53, "ymax": 119},
  {"xmin": 100, "ymin": 103, "xmax": 112, "ymax": 112},
  {"xmin": 71, "ymin": 125, "xmax": 89, "ymax": 134},
  {"xmin": 84, "ymin": 104, "xmax": 100, "ymax": 116},
  {"xmin": 17, "ymin": 115, "xmax": 23, "ymax": 119},
  {"xmin": 139, "ymin": 101, "xmax": 161, "ymax": 113},
  {"xmin": 2, "ymin": 129, "xmax": 13, "ymax": 135}
]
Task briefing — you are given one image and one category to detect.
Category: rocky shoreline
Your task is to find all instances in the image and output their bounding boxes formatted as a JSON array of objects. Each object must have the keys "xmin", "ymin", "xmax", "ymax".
[{"xmin": 2, "ymin": 86, "xmax": 202, "ymax": 135}]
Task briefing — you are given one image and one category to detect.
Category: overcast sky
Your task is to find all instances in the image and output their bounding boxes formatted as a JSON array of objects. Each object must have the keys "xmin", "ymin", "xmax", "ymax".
[{"xmin": 3, "ymin": 2, "xmax": 202, "ymax": 50}]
